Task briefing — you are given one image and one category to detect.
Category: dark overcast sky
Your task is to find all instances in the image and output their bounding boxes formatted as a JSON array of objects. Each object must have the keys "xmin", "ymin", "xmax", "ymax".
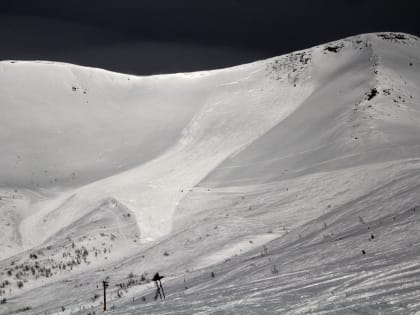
[{"xmin": 0, "ymin": 0, "xmax": 419, "ymax": 74}]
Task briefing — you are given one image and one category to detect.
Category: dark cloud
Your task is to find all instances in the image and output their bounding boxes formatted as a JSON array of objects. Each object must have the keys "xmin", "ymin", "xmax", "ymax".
[
  {"xmin": 345, "ymin": 0, "xmax": 365, "ymax": 7},
  {"xmin": 0, "ymin": 0, "xmax": 419, "ymax": 74}
]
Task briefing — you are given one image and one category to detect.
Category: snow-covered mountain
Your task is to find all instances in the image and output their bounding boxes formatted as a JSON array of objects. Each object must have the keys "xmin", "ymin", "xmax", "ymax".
[{"xmin": 1, "ymin": 32, "xmax": 420, "ymax": 314}]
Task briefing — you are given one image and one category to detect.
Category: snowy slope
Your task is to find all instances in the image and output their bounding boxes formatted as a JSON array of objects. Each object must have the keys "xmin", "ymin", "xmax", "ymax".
[
  {"xmin": 1, "ymin": 32, "xmax": 420, "ymax": 314},
  {"xmin": 204, "ymin": 33, "xmax": 420, "ymax": 185},
  {"xmin": 1, "ymin": 47, "xmax": 314, "ymax": 252}
]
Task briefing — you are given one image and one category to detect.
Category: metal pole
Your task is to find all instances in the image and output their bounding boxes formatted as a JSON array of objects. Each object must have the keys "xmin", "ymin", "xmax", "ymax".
[
  {"xmin": 103, "ymin": 280, "xmax": 109, "ymax": 311},
  {"xmin": 159, "ymin": 280, "xmax": 165, "ymax": 299}
]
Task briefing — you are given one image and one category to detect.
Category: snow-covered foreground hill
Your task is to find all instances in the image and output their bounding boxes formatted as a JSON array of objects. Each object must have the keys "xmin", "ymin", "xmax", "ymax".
[{"xmin": 1, "ymin": 32, "xmax": 420, "ymax": 314}]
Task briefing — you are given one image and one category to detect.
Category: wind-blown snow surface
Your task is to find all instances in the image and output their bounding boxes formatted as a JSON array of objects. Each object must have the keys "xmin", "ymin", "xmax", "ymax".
[{"xmin": 1, "ymin": 33, "xmax": 420, "ymax": 314}]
